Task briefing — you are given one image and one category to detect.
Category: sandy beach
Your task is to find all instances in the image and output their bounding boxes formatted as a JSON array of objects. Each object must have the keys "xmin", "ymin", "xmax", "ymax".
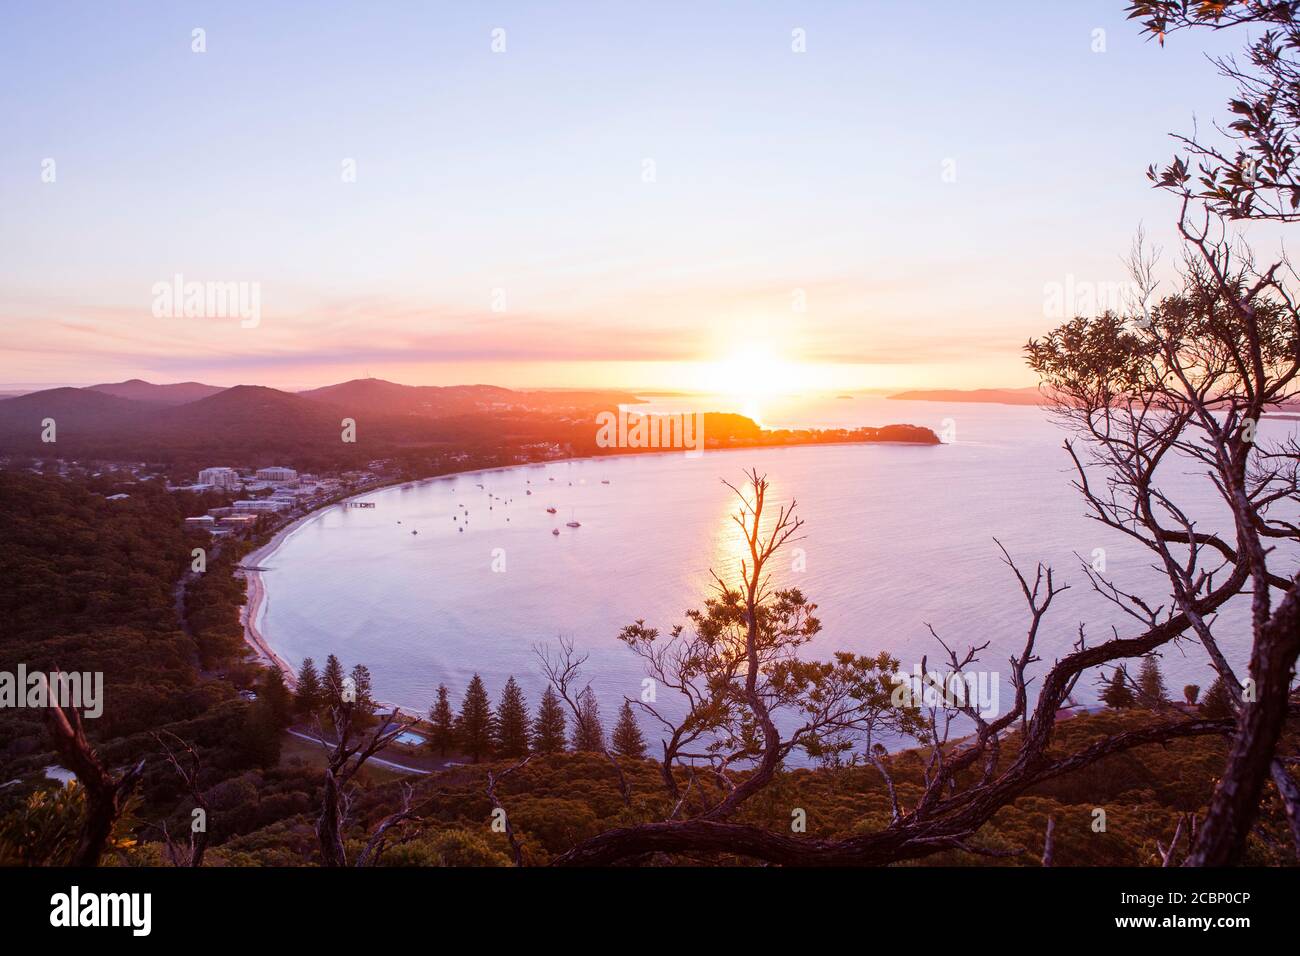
[{"xmin": 239, "ymin": 518, "xmax": 308, "ymax": 685}]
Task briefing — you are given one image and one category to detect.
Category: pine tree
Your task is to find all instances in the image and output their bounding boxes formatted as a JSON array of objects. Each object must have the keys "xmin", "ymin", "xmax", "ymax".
[
  {"xmin": 533, "ymin": 685, "xmax": 568, "ymax": 754},
  {"xmin": 1200, "ymin": 675, "xmax": 1235, "ymax": 719},
  {"xmin": 1099, "ymin": 668, "xmax": 1136, "ymax": 709},
  {"xmin": 349, "ymin": 663, "xmax": 376, "ymax": 716},
  {"xmin": 1136, "ymin": 654, "xmax": 1168, "ymax": 707},
  {"xmin": 611, "ymin": 700, "xmax": 646, "ymax": 759},
  {"xmin": 456, "ymin": 674, "xmax": 494, "ymax": 762},
  {"xmin": 570, "ymin": 687, "xmax": 606, "ymax": 753},
  {"xmin": 321, "ymin": 654, "xmax": 346, "ymax": 711},
  {"xmin": 494, "ymin": 676, "xmax": 531, "ymax": 757},
  {"xmin": 261, "ymin": 668, "xmax": 293, "ymax": 729},
  {"xmin": 428, "ymin": 683, "xmax": 455, "ymax": 757},
  {"xmin": 294, "ymin": 657, "xmax": 322, "ymax": 716}
]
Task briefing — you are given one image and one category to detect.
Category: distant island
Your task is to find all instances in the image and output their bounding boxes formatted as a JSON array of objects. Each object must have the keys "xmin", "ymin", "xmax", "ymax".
[
  {"xmin": 888, "ymin": 386, "xmax": 1043, "ymax": 406},
  {"xmin": 677, "ymin": 413, "xmax": 939, "ymax": 449}
]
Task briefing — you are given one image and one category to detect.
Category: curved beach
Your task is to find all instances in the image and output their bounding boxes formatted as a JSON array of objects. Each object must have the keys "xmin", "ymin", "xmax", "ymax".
[
  {"xmin": 236, "ymin": 462, "xmax": 563, "ymax": 684},
  {"xmin": 239, "ymin": 519, "xmax": 303, "ymax": 684}
]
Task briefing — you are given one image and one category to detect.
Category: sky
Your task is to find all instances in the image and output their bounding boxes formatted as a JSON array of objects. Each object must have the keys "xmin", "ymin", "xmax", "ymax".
[{"xmin": 0, "ymin": 0, "xmax": 1250, "ymax": 393}]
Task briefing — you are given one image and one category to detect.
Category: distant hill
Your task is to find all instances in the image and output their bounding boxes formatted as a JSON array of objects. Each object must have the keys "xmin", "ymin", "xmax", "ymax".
[
  {"xmin": 150, "ymin": 385, "xmax": 352, "ymax": 449},
  {"xmin": 0, "ymin": 377, "xmax": 935, "ymax": 469},
  {"xmin": 888, "ymin": 387, "xmax": 1043, "ymax": 406},
  {"xmin": 0, "ymin": 378, "xmax": 625, "ymax": 470},
  {"xmin": 88, "ymin": 379, "xmax": 225, "ymax": 405},
  {"xmin": 298, "ymin": 378, "xmax": 642, "ymax": 418},
  {"xmin": 298, "ymin": 378, "xmax": 513, "ymax": 417},
  {"xmin": 0, "ymin": 387, "xmax": 152, "ymax": 445},
  {"xmin": 0, "ymin": 383, "xmax": 435, "ymax": 468}
]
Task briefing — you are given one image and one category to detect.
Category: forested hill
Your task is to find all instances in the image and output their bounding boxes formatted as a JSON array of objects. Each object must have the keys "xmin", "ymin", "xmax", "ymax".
[{"xmin": 0, "ymin": 470, "xmax": 302, "ymax": 860}]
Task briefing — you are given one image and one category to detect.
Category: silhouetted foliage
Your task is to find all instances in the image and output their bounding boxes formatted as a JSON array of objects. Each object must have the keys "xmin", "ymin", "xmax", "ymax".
[
  {"xmin": 1100, "ymin": 669, "xmax": 1137, "ymax": 710},
  {"xmin": 1201, "ymin": 676, "xmax": 1236, "ymax": 720}
]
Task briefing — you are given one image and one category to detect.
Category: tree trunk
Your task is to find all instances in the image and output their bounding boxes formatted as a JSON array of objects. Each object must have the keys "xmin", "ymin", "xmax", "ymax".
[{"xmin": 1189, "ymin": 583, "xmax": 1300, "ymax": 865}]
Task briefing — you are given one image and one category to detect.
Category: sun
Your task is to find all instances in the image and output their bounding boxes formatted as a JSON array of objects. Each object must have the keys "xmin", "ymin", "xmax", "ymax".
[{"xmin": 706, "ymin": 345, "xmax": 802, "ymax": 399}]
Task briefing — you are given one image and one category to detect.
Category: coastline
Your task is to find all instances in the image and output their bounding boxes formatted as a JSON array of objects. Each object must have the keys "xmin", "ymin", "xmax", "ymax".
[
  {"xmin": 238, "ymin": 519, "xmax": 302, "ymax": 684},
  {"xmin": 236, "ymin": 438, "xmax": 942, "ymax": 686}
]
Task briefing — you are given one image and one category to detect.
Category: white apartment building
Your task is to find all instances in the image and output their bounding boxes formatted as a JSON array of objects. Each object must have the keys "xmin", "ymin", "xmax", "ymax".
[
  {"xmin": 197, "ymin": 467, "xmax": 241, "ymax": 490},
  {"xmin": 256, "ymin": 466, "xmax": 298, "ymax": 483}
]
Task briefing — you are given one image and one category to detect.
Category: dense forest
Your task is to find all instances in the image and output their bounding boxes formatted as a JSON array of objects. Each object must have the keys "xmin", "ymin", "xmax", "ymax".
[{"xmin": 0, "ymin": 470, "xmax": 299, "ymax": 863}]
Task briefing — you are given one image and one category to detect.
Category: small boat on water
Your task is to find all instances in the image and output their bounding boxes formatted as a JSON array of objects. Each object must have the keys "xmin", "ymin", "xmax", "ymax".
[
  {"xmin": 551, "ymin": 528, "xmax": 560, "ymax": 536},
  {"xmin": 526, "ymin": 490, "xmax": 532, "ymax": 495},
  {"xmin": 601, "ymin": 479, "xmax": 610, "ymax": 485},
  {"xmin": 546, "ymin": 507, "xmax": 557, "ymax": 514},
  {"xmin": 411, "ymin": 530, "xmax": 418, "ymax": 535},
  {"xmin": 566, "ymin": 510, "xmax": 581, "ymax": 528}
]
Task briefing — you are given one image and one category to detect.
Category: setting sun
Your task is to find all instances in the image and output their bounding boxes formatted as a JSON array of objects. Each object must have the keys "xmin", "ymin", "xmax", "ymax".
[{"xmin": 702, "ymin": 346, "xmax": 808, "ymax": 399}]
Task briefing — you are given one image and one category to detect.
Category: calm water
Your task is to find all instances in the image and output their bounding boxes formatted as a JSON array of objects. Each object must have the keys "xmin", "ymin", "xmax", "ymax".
[{"xmin": 256, "ymin": 396, "xmax": 1296, "ymax": 747}]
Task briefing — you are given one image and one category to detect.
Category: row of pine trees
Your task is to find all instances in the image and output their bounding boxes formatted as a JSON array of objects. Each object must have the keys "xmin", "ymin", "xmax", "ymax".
[
  {"xmin": 293, "ymin": 654, "xmax": 376, "ymax": 716},
  {"xmin": 427, "ymin": 675, "xmax": 647, "ymax": 762},
  {"xmin": 1097, "ymin": 653, "xmax": 1236, "ymax": 717},
  {"xmin": 294, "ymin": 652, "xmax": 1238, "ymax": 763},
  {"xmin": 292, "ymin": 655, "xmax": 647, "ymax": 763}
]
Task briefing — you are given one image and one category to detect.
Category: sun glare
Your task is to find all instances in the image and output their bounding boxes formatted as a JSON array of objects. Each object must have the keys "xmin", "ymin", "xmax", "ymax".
[{"xmin": 706, "ymin": 346, "xmax": 801, "ymax": 399}]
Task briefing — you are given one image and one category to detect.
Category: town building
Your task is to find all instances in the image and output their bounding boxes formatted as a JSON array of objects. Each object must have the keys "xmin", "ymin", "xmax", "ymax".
[
  {"xmin": 197, "ymin": 467, "xmax": 241, "ymax": 490},
  {"xmin": 233, "ymin": 499, "xmax": 291, "ymax": 513}
]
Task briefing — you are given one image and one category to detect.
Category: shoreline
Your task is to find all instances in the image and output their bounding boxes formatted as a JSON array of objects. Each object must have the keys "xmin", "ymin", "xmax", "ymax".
[
  {"xmin": 236, "ymin": 438, "xmax": 941, "ymax": 689},
  {"xmin": 238, "ymin": 522, "xmax": 302, "ymax": 684}
]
